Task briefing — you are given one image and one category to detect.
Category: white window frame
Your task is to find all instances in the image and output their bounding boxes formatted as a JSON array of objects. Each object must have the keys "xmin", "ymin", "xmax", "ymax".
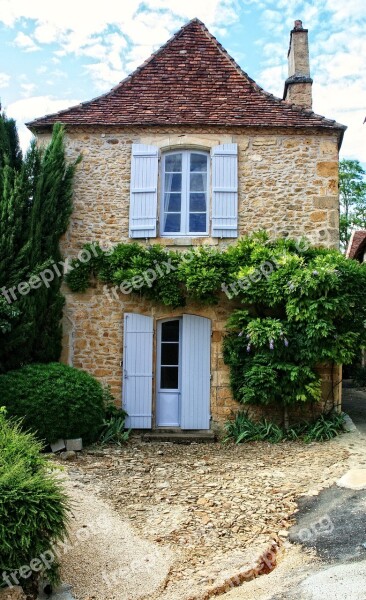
[
  {"xmin": 160, "ymin": 149, "xmax": 210, "ymax": 237},
  {"xmin": 156, "ymin": 318, "xmax": 182, "ymax": 393}
]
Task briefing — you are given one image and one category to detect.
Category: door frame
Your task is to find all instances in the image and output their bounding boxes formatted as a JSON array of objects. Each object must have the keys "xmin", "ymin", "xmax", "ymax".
[{"xmin": 156, "ymin": 317, "xmax": 182, "ymax": 427}]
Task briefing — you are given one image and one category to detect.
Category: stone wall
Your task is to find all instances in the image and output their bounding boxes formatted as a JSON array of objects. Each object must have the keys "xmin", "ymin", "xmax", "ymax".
[
  {"xmin": 39, "ymin": 125, "xmax": 340, "ymax": 255},
  {"xmin": 60, "ymin": 279, "xmax": 341, "ymax": 429},
  {"xmin": 39, "ymin": 124, "xmax": 341, "ymax": 427},
  {"xmin": 60, "ymin": 282, "xmax": 243, "ymax": 427}
]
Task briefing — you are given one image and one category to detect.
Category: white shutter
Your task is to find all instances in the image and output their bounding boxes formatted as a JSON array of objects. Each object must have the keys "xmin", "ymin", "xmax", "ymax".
[
  {"xmin": 123, "ymin": 313, "xmax": 153, "ymax": 429},
  {"xmin": 129, "ymin": 144, "xmax": 159, "ymax": 238},
  {"xmin": 211, "ymin": 143, "xmax": 238, "ymax": 238},
  {"xmin": 181, "ymin": 315, "xmax": 211, "ymax": 430}
]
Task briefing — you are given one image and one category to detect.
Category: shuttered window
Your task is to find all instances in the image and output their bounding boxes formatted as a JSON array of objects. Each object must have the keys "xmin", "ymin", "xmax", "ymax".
[
  {"xmin": 129, "ymin": 144, "xmax": 159, "ymax": 238},
  {"xmin": 128, "ymin": 143, "xmax": 238, "ymax": 239},
  {"xmin": 211, "ymin": 143, "xmax": 238, "ymax": 238}
]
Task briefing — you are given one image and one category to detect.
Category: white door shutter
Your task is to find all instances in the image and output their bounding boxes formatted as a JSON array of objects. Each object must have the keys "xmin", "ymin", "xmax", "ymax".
[
  {"xmin": 211, "ymin": 143, "xmax": 238, "ymax": 238},
  {"xmin": 123, "ymin": 313, "xmax": 153, "ymax": 429},
  {"xmin": 181, "ymin": 315, "xmax": 211, "ymax": 430},
  {"xmin": 129, "ymin": 144, "xmax": 159, "ymax": 238}
]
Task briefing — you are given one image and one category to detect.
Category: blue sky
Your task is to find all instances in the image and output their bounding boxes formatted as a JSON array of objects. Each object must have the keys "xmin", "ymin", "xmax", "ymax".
[{"xmin": 0, "ymin": 0, "xmax": 365, "ymax": 163}]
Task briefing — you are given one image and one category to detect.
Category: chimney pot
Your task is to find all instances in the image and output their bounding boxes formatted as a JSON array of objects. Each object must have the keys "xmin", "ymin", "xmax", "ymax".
[{"xmin": 294, "ymin": 20, "xmax": 303, "ymax": 30}]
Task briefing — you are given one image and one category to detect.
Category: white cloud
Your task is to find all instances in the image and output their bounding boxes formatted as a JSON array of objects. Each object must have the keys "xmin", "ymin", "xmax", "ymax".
[
  {"xmin": 2, "ymin": 0, "xmax": 364, "ymax": 163},
  {"xmin": 85, "ymin": 63, "xmax": 125, "ymax": 92},
  {"xmin": 4, "ymin": 95, "xmax": 80, "ymax": 151},
  {"xmin": 33, "ymin": 22, "xmax": 61, "ymax": 44},
  {"xmin": 0, "ymin": 72, "xmax": 10, "ymax": 88},
  {"xmin": 20, "ymin": 82, "xmax": 36, "ymax": 97},
  {"xmin": 14, "ymin": 31, "xmax": 40, "ymax": 52},
  {"xmin": 257, "ymin": 65, "xmax": 286, "ymax": 97},
  {"xmin": 0, "ymin": 0, "xmax": 240, "ymax": 92},
  {"xmin": 323, "ymin": 0, "xmax": 366, "ymax": 23}
]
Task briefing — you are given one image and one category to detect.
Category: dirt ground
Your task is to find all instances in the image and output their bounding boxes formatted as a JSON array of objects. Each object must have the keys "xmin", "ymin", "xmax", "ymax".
[{"xmin": 54, "ymin": 436, "xmax": 350, "ymax": 600}]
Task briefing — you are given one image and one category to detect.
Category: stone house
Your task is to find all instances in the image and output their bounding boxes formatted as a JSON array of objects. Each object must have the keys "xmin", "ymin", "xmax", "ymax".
[{"xmin": 28, "ymin": 18, "xmax": 346, "ymax": 431}]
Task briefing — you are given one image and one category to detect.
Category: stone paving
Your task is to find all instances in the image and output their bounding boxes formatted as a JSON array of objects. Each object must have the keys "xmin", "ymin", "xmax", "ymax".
[{"xmin": 55, "ymin": 437, "xmax": 350, "ymax": 599}]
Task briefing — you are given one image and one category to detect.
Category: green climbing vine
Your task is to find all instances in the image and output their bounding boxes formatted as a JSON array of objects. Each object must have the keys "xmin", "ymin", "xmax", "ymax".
[{"xmin": 65, "ymin": 232, "xmax": 366, "ymax": 418}]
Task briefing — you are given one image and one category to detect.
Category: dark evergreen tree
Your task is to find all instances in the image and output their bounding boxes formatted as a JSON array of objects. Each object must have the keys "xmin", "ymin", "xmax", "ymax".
[{"xmin": 0, "ymin": 114, "xmax": 80, "ymax": 371}]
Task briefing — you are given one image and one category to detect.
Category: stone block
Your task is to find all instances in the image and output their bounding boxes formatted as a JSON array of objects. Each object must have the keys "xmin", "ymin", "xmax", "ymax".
[
  {"xmin": 310, "ymin": 210, "xmax": 326, "ymax": 223},
  {"xmin": 319, "ymin": 140, "xmax": 338, "ymax": 157},
  {"xmin": 313, "ymin": 196, "xmax": 338, "ymax": 209},
  {"xmin": 316, "ymin": 161, "xmax": 338, "ymax": 178},
  {"xmin": 51, "ymin": 439, "xmax": 66, "ymax": 453},
  {"xmin": 66, "ymin": 438, "xmax": 83, "ymax": 452}
]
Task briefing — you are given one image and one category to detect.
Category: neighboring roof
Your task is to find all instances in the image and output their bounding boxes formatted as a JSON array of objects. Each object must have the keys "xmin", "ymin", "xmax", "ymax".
[
  {"xmin": 27, "ymin": 18, "xmax": 346, "ymax": 140},
  {"xmin": 346, "ymin": 230, "xmax": 366, "ymax": 260}
]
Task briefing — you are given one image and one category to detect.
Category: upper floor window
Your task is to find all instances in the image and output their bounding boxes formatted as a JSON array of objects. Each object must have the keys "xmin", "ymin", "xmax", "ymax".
[
  {"xmin": 129, "ymin": 143, "xmax": 238, "ymax": 240},
  {"xmin": 162, "ymin": 151, "xmax": 209, "ymax": 236}
]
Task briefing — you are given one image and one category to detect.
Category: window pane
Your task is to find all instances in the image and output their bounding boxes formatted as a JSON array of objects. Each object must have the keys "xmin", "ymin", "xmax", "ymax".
[
  {"xmin": 189, "ymin": 213, "xmax": 206, "ymax": 233},
  {"xmin": 161, "ymin": 342, "xmax": 179, "ymax": 366},
  {"xmin": 190, "ymin": 193, "xmax": 206, "ymax": 212},
  {"xmin": 165, "ymin": 173, "xmax": 182, "ymax": 192},
  {"xmin": 164, "ymin": 213, "xmax": 181, "ymax": 233},
  {"xmin": 190, "ymin": 173, "xmax": 207, "ymax": 192},
  {"xmin": 190, "ymin": 153, "xmax": 207, "ymax": 172},
  {"xmin": 165, "ymin": 154, "xmax": 182, "ymax": 172},
  {"xmin": 164, "ymin": 193, "xmax": 181, "ymax": 212},
  {"xmin": 162, "ymin": 320, "xmax": 180, "ymax": 342},
  {"xmin": 161, "ymin": 367, "xmax": 179, "ymax": 389}
]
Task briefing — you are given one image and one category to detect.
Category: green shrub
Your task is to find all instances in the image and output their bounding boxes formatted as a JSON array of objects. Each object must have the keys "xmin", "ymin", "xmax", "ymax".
[
  {"xmin": 224, "ymin": 411, "xmax": 347, "ymax": 444},
  {"xmin": 0, "ymin": 408, "xmax": 69, "ymax": 590},
  {"xmin": 98, "ymin": 408, "xmax": 131, "ymax": 446},
  {"xmin": 0, "ymin": 363, "xmax": 105, "ymax": 444},
  {"xmin": 303, "ymin": 412, "xmax": 347, "ymax": 442}
]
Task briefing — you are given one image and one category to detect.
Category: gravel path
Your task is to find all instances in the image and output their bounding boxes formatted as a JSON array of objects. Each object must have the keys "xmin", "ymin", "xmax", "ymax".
[
  {"xmin": 55, "ymin": 437, "xmax": 350, "ymax": 600},
  {"xmin": 57, "ymin": 478, "xmax": 174, "ymax": 600}
]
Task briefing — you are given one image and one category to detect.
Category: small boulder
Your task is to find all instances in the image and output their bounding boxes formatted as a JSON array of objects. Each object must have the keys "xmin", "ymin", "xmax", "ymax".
[{"xmin": 59, "ymin": 450, "xmax": 77, "ymax": 461}]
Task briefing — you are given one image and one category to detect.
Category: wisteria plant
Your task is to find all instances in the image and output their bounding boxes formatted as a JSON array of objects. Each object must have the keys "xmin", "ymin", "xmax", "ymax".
[{"xmin": 223, "ymin": 233, "xmax": 366, "ymax": 427}]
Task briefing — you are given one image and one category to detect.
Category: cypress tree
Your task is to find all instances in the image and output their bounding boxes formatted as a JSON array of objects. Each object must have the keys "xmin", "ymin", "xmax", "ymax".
[{"xmin": 0, "ymin": 115, "xmax": 80, "ymax": 371}]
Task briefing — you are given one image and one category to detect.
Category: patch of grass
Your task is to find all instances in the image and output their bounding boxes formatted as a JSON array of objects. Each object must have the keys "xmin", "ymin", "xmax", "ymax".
[{"xmin": 224, "ymin": 411, "xmax": 347, "ymax": 444}]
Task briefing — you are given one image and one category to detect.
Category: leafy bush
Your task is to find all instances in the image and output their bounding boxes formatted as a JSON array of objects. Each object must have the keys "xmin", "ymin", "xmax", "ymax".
[
  {"xmin": 224, "ymin": 411, "xmax": 284, "ymax": 443},
  {"xmin": 0, "ymin": 408, "xmax": 69, "ymax": 590},
  {"xmin": 0, "ymin": 363, "xmax": 105, "ymax": 444},
  {"xmin": 224, "ymin": 411, "xmax": 347, "ymax": 444},
  {"xmin": 351, "ymin": 365, "xmax": 366, "ymax": 387},
  {"xmin": 302, "ymin": 412, "xmax": 347, "ymax": 442},
  {"xmin": 99, "ymin": 408, "xmax": 131, "ymax": 446},
  {"xmin": 223, "ymin": 233, "xmax": 366, "ymax": 422}
]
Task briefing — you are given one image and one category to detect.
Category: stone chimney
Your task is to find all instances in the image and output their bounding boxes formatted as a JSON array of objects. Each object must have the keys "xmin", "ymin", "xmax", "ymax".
[{"xmin": 283, "ymin": 20, "xmax": 313, "ymax": 109}]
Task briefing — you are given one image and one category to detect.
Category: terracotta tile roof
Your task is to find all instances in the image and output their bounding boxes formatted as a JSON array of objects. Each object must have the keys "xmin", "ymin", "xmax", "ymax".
[
  {"xmin": 346, "ymin": 230, "xmax": 366, "ymax": 260},
  {"xmin": 27, "ymin": 18, "xmax": 346, "ymax": 138}
]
